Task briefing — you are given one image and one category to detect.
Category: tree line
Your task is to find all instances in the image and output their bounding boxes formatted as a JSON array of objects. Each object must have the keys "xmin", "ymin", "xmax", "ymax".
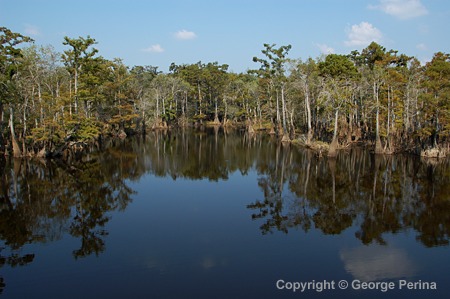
[{"xmin": 1, "ymin": 26, "xmax": 449, "ymax": 158}]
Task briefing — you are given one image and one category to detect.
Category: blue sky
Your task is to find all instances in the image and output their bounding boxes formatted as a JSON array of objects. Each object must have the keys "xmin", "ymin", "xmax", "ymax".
[{"xmin": 1, "ymin": 0, "xmax": 449, "ymax": 72}]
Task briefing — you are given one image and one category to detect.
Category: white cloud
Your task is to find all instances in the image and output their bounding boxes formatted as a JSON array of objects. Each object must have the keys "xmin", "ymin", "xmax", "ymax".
[
  {"xmin": 24, "ymin": 24, "xmax": 40, "ymax": 36},
  {"xmin": 174, "ymin": 29, "xmax": 197, "ymax": 40},
  {"xmin": 316, "ymin": 43, "xmax": 335, "ymax": 55},
  {"xmin": 345, "ymin": 22, "xmax": 383, "ymax": 47},
  {"xmin": 369, "ymin": 0, "xmax": 428, "ymax": 20},
  {"xmin": 142, "ymin": 44, "xmax": 164, "ymax": 53},
  {"xmin": 416, "ymin": 43, "xmax": 427, "ymax": 51},
  {"xmin": 340, "ymin": 245, "xmax": 416, "ymax": 281}
]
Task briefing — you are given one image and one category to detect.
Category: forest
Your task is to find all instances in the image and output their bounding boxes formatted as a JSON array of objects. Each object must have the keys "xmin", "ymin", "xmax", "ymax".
[{"xmin": 1, "ymin": 26, "xmax": 449, "ymax": 158}]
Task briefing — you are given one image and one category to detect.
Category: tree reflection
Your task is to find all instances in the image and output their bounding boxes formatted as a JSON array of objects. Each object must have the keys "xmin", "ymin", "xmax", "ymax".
[
  {"xmin": 247, "ymin": 145, "xmax": 450, "ymax": 247},
  {"xmin": 123, "ymin": 129, "xmax": 450, "ymax": 247},
  {"xmin": 113, "ymin": 131, "xmax": 450, "ymax": 247},
  {"xmin": 0, "ymin": 145, "xmax": 137, "ymax": 291},
  {"xmin": 0, "ymin": 129, "xmax": 448, "ymax": 293}
]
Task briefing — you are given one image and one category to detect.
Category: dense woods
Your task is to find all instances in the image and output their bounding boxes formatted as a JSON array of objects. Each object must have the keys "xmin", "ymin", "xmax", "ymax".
[{"xmin": 1, "ymin": 26, "xmax": 449, "ymax": 158}]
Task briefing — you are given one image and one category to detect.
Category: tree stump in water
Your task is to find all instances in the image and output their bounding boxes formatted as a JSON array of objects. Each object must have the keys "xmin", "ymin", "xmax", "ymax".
[
  {"xmin": 248, "ymin": 124, "xmax": 255, "ymax": 134},
  {"xmin": 375, "ymin": 137, "xmax": 384, "ymax": 154},
  {"xmin": 281, "ymin": 133, "xmax": 290, "ymax": 143},
  {"xmin": 328, "ymin": 138, "xmax": 338, "ymax": 158}
]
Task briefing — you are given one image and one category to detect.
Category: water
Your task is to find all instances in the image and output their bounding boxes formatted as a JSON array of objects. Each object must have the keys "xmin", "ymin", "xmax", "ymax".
[{"xmin": 1, "ymin": 129, "xmax": 449, "ymax": 298}]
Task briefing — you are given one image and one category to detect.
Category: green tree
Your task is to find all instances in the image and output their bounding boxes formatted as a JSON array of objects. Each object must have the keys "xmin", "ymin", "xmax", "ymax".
[
  {"xmin": 318, "ymin": 54, "xmax": 358, "ymax": 157},
  {"xmin": 354, "ymin": 42, "xmax": 413, "ymax": 154},
  {"xmin": 61, "ymin": 35, "xmax": 98, "ymax": 117},
  {"xmin": 0, "ymin": 27, "xmax": 33, "ymax": 156},
  {"xmin": 420, "ymin": 52, "xmax": 450, "ymax": 149},
  {"xmin": 130, "ymin": 65, "xmax": 159, "ymax": 128},
  {"xmin": 18, "ymin": 45, "xmax": 72, "ymax": 155},
  {"xmin": 290, "ymin": 58, "xmax": 320, "ymax": 144},
  {"xmin": 170, "ymin": 62, "xmax": 206, "ymax": 123},
  {"xmin": 252, "ymin": 43, "xmax": 292, "ymax": 140},
  {"xmin": 203, "ymin": 62, "xmax": 229, "ymax": 124}
]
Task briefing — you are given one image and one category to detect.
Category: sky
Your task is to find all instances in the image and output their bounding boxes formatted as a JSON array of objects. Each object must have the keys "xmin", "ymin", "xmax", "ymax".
[{"xmin": 1, "ymin": 0, "xmax": 449, "ymax": 72}]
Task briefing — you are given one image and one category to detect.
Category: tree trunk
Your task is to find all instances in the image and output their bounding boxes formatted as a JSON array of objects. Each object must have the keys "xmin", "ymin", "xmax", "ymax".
[
  {"xmin": 374, "ymin": 81, "xmax": 384, "ymax": 154},
  {"xmin": 385, "ymin": 86, "xmax": 393, "ymax": 153},
  {"xmin": 434, "ymin": 112, "xmax": 439, "ymax": 147},
  {"xmin": 222, "ymin": 97, "xmax": 227, "ymax": 125},
  {"xmin": 214, "ymin": 98, "xmax": 220, "ymax": 124},
  {"xmin": 347, "ymin": 111, "xmax": 353, "ymax": 144},
  {"xmin": 247, "ymin": 119, "xmax": 255, "ymax": 134},
  {"xmin": 182, "ymin": 92, "xmax": 186, "ymax": 117},
  {"xmin": 281, "ymin": 84, "xmax": 287, "ymax": 135},
  {"xmin": 405, "ymin": 83, "xmax": 411, "ymax": 132},
  {"xmin": 156, "ymin": 92, "xmax": 160, "ymax": 121},
  {"xmin": 184, "ymin": 92, "xmax": 188, "ymax": 120},
  {"xmin": 328, "ymin": 109, "xmax": 339, "ymax": 158},
  {"xmin": 289, "ymin": 109, "xmax": 295, "ymax": 139},
  {"xmin": 9, "ymin": 108, "xmax": 22, "ymax": 158},
  {"xmin": 74, "ymin": 66, "xmax": 79, "ymax": 115},
  {"xmin": 276, "ymin": 90, "xmax": 280, "ymax": 132},
  {"xmin": 38, "ymin": 84, "xmax": 44, "ymax": 123},
  {"xmin": 198, "ymin": 83, "xmax": 202, "ymax": 116},
  {"xmin": 304, "ymin": 82, "xmax": 313, "ymax": 144},
  {"xmin": 22, "ymin": 97, "xmax": 28, "ymax": 156},
  {"xmin": 257, "ymin": 98, "xmax": 262, "ymax": 127}
]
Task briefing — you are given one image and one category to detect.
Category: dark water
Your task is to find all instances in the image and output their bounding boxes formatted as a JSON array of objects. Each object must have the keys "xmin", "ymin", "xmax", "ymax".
[{"xmin": 1, "ymin": 129, "xmax": 449, "ymax": 299}]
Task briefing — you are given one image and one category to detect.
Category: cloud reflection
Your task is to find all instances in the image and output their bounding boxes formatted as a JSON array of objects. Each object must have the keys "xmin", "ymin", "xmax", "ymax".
[{"xmin": 340, "ymin": 245, "xmax": 416, "ymax": 281}]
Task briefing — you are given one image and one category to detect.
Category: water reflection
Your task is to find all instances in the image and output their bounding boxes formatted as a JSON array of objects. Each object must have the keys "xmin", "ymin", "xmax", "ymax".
[
  {"xmin": 0, "ymin": 129, "xmax": 449, "ymax": 296},
  {"xmin": 1, "ymin": 129, "xmax": 449, "ymax": 251},
  {"xmin": 247, "ymin": 143, "xmax": 450, "ymax": 248},
  {"xmin": 0, "ymin": 156, "xmax": 134, "ymax": 256},
  {"xmin": 340, "ymin": 245, "xmax": 416, "ymax": 281},
  {"xmin": 0, "ymin": 151, "xmax": 136, "ymax": 291}
]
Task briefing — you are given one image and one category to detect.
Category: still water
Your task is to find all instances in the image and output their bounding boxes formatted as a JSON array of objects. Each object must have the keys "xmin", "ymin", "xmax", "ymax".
[{"xmin": 1, "ymin": 129, "xmax": 449, "ymax": 299}]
